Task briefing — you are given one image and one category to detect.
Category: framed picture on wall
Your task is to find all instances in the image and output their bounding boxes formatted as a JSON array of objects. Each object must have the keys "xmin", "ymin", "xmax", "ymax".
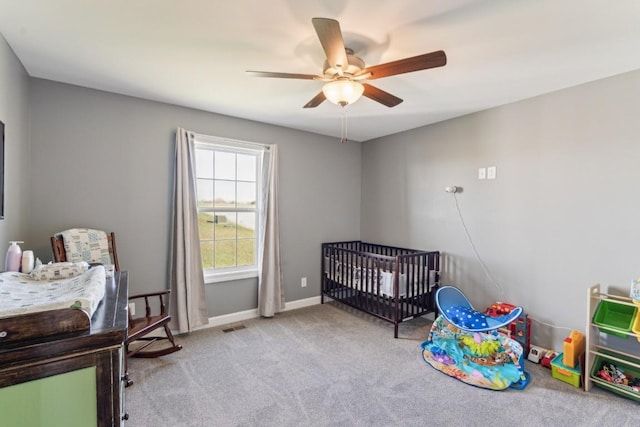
[{"xmin": 0, "ymin": 120, "xmax": 4, "ymax": 219}]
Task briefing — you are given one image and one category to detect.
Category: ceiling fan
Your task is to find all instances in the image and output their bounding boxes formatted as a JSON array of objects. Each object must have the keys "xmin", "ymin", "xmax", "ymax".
[{"xmin": 247, "ymin": 17, "xmax": 447, "ymax": 109}]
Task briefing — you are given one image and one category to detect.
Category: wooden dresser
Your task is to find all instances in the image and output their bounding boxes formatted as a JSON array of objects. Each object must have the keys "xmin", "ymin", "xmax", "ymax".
[{"xmin": 0, "ymin": 271, "xmax": 129, "ymax": 426}]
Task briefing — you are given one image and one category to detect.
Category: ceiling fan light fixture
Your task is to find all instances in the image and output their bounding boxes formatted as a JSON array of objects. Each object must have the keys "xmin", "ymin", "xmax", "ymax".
[{"xmin": 322, "ymin": 80, "xmax": 364, "ymax": 106}]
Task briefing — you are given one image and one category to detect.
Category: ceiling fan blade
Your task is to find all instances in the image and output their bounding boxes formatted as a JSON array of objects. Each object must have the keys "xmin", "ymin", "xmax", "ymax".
[
  {"xmin": 246, "ymin": 71, "xmax": 319, "ymax": 80},
  {"xmin": 303, "ymin": 91, "xmax": 326, "ymax": 108},
  {"xmin": 312, "ymin": 18, "xmax": 349, "ymax": 74},
  {"xmin": 362, "ymin": 50, "xmax": 447, "ymax": 80},
  {"xmin": 362, "ymin": 83, "xmax": 403, "ymax": 107}
]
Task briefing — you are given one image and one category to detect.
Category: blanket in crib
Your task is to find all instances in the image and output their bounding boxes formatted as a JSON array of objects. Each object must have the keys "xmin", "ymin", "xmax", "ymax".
[{"xmin": 0, "ymin": 265, "xmax": 106, "ymax": 319}]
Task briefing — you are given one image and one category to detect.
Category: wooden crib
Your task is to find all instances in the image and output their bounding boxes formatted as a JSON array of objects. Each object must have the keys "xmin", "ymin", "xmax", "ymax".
[{"xmin": 321, "ymin": 241, "xmax": 440, "ymax": 338}]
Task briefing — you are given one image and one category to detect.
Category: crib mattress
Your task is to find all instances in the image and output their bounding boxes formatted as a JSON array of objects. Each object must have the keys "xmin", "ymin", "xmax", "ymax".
[{"xmin": 0, "ymin": 266, "xmax": 106, "ymax": 319}]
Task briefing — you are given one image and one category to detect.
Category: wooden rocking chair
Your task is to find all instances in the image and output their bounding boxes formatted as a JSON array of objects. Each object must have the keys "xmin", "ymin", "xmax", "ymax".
[{"xmin": 51, "ymin": 229, "xmax": 182, "ymax": 386}]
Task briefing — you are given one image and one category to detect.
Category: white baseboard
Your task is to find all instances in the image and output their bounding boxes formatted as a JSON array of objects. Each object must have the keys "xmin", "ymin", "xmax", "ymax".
[{"xmin": 193, "ymin": 295, "xmax": 323, "ymax": 332}]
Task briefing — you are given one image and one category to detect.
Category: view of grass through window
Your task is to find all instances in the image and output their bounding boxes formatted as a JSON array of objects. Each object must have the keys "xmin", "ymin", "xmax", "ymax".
[
  {"xmin": 198, "ymin": 212, "xmax": 255, "ymax": 269},
  {"xmin": 196, "ymin": 146, "xmax": 258, "ymax": 271}
]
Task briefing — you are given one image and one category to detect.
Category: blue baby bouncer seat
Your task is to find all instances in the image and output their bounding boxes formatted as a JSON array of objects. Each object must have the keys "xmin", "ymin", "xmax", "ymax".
[{"xmin": 421, "ymin": 286, "xmax": 530, "ymax": 390}]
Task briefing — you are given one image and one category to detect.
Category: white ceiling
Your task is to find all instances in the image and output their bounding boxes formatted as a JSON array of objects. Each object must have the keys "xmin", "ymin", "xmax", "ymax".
[{"xmin": 1, "ymin": 0, "xmax": 640, "ymax": 142}]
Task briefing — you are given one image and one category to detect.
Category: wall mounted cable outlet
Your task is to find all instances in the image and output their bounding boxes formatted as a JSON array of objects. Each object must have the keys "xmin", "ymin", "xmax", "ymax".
[{"xmin": 445, "ymin": 186, "xmax": 458, "ymax": 193}]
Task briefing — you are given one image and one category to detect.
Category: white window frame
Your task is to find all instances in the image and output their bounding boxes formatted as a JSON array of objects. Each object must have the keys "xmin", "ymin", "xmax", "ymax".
[{"xmin": 194, "ymin": 134, "xmax": 266, "ymax": 284}]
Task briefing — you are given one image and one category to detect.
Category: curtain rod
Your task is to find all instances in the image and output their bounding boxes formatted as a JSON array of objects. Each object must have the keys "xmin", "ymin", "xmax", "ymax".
[{"xmin": 193, "ymin": 132, "xmax": 271, "ymax": 150}]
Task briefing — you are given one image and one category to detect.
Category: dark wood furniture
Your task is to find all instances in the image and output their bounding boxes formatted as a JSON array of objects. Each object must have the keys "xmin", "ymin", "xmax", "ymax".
[
  {"xmin": 122, "ymin": 288, "xmax": 182, "ymax": 387},
  {"xmin": 0, "ymin": 271, "xmax": 129, "ymax": 426},
  {"xmin": 50, "ymin": 231, "xmax": 182, "ymax": 385},
  {"xmin": 321, "ymin": 241, "xmax": 441, "ymax": 338}
]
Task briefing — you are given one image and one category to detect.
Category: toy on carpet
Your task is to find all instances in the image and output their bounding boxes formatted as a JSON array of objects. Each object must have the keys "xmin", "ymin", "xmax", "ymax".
[
  {"xmin": 422, "ymin": 286, "xmax": 530, "ymax": 390},
  {"xmin": 458, "ymin": 333, "xmax": 501, "ymax": 356},
  {"xmin": 527, "ymin": 345, "xmax": 548, "ymax": 364},
  {"xmin": 562, "ymin": 330, "xmax": 584, "ymax": 369},
  {"xmin": 486, "ymin": 302, "xmax": 532, "ymax": 354},
  {"xmin": 435, "ymin": 286, "xmax": 524, "ymax": 332},
  {"xmin": 540, "ymin": 350, "xmax": 557, "ymax": 369}
]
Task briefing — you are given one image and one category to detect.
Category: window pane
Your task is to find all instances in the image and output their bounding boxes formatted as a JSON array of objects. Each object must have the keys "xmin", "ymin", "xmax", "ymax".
[
  {"xmin": 214, "ymin": 180, "xmax": 235, "ymax": 208},
  {"xmin": 197, "ymin": 179, "xmax": 214, "ymax": 208},
  {"xmin": 237, "ymin": 213, "xmax": 255, "ymax": 238},
  {"xmin": 237, "ymin": 239, "xmax": 255, "ymax": 266},
  {"xmin": 215, "ymin": 151, "xmax": 236, "ymax": 180},
  {"xmin": 195, "ymin": 149, "xmax": 213, "ymax": 179},
  {"xmin": 214, "ymin": 212, "xmax": 236, "ymax": 239},
  {"xmin": 195, "ymin": 141, "xmax": 262, "ymax": 274},
  {"xmin": 237, "ymin": 154, "xmax": 256, "ymax": 182},
  {"xmin": 237, "ymin": 182, "xmax": 256, "ymax": 208},
  {"xmin": 201, "ymin": 241, "xmax": 214, "ymax": 270},
  {"xmin": 198, "ymin": 212, "xmax": 215, "ymax": 240},
  {"xmin": 215, "ymin": 240, "xmax": 236, "ymax": 268}
]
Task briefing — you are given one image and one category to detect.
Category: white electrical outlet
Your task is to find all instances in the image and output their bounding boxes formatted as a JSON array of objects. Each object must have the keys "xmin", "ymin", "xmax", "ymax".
[
  {"xmin": 487, "ymin": 166, "xmax": 497, "ymax": 180},
  {"xmin": 128, "ymin": 302, "xmax": 136, "ymax": 316},
  {"xmin": 301, "ymin": 277, "xmax": 307, "ymax": 287},
  {"xmin": 478, "ymin": 167, "xmax": 486, "ymax": 180}
]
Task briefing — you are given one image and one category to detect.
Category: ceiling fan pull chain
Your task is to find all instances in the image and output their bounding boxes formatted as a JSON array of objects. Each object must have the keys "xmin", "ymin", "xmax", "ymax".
[{"xmin": 340, "ymin": 107, "xmax": 348, "ymax": 143}]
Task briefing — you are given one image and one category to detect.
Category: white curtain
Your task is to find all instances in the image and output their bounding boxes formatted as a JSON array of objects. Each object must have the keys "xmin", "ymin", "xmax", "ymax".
[
  {"xmin": 258, "ymin": 145, "xmax": 284, "ymax": 317},
  {"xmin": 169, "ymin": 127, "xmax": 209, "ymax": 333}
]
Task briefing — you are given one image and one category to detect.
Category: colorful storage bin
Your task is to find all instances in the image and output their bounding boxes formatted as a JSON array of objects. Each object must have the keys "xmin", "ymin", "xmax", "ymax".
[
  {"xmin": 592, "ymin": 300, "xmax": 637, "ymax": 338},
  {"xmin": 551, "ymin": 353, "xmax": 581, "ymax": 388},
  {"xmin": 590, "ymin": 352, "xmax": 640, "ymax": 403}
]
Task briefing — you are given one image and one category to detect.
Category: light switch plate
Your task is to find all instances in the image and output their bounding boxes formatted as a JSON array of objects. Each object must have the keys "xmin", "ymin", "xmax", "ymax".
[
  {"xmin": 478, "ymin": 167, "xmax": 486, "ymax": 180},
  {"xmin": 487, "ymin": 166, "xmax": 497, "ymax": 180}
]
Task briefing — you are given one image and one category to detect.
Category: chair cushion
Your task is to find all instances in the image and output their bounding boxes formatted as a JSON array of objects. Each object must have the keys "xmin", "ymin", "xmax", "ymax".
[{"xmin": 60, "ymin": 228, "xmax": 112, "ymax": 265}]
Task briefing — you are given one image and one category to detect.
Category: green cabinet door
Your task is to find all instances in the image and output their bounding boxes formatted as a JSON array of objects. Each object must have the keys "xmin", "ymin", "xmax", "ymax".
[{"xmin": 0, "ymin": 367, "xmax": 97, "ymax": 427}]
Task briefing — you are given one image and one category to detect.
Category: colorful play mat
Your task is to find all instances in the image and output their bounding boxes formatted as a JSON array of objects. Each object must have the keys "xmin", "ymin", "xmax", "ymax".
[{"xmin": 421, "ymin": 286, "xmax": 530, "ymax": 390}]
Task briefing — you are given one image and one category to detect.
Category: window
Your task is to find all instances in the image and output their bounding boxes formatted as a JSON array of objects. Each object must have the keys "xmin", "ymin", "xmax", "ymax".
[{"xmin": 194, "ymin": 136, "xmax": 264, "ymax": 283}]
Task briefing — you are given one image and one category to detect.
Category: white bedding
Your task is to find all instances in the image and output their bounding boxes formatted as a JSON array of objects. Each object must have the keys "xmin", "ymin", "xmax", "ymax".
[
  {"xmin": 324, "ymin": 257, "xmax": 438, "ymax": 298},
  {"xmin": 323, "ymin": 257, "xmax": 409, "ymax": 297},
  {"xmin": 0, "ymin": 266, "xmax": 106, "ymax": 319}
]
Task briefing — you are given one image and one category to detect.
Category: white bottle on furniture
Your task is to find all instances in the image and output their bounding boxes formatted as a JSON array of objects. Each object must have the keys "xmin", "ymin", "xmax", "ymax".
[
  {"xmin": 21, "ymin": 250, "xmax": 35, "ymax": 274},
  {"xmin": 5, "ymin": 241, "xmax": 24, "ymax": 272}
]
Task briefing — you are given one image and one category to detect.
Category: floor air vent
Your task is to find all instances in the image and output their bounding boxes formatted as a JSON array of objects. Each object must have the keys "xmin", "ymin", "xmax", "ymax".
[{"xmin": 222, "ymin": 324, "xmax": 246, "ymax": 333}]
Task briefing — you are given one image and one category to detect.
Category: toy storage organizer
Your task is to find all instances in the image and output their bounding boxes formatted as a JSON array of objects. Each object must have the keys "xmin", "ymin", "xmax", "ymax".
[{"xmin": 585, "ymin": 284, "xmax": 640, "ymax": 402}]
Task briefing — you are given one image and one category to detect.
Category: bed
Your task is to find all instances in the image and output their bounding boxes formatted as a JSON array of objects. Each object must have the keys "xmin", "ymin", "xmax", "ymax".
[{"xmin": 321, "ymin": 241, "xmax": 440, "ymax": 337}]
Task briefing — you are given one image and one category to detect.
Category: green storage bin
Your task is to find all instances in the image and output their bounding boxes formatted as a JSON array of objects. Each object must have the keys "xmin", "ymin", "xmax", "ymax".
[
  {"xmin": 590, "ymin": 352, "xmax": 640, "ymax": 403},
  {"xmin": 592, "ymin": 300, "xmax": 637, "ymax": 338},
  {"xmin": 551, "ymin": 353, "xmax": 581, "ymax": 388}
]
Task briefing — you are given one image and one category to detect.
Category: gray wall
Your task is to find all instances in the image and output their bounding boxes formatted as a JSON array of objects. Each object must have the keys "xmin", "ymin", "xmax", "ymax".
[
  {"xmin": 0, "ymin": 35, "xmax": 30, "ymax": 264},
  {"xmin": 28, "ymin": 79, "xmax": 361, "ymax": 316},
  {"xmin": 362, "ymin": 69, "xmax": 640, "ymax": 351},
  {"xmin": 7, "ymin": 30, "xmax": 639, "ymax": 351}
]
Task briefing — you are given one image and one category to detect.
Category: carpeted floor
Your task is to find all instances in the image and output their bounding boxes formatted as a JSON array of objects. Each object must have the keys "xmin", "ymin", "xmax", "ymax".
[{"xmin": 125, "ymin": 302, "xmax": 640, "ymax": 427}]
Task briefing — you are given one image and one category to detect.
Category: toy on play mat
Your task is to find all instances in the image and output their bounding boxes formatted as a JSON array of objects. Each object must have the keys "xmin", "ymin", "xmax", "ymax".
[
  {"xmin": 421, "ymin": 285, "xmax": 531, "ymax": 390},
  {"xmin": 435, "ymin": 286, "xmax": 523, "ymax": 332}
]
